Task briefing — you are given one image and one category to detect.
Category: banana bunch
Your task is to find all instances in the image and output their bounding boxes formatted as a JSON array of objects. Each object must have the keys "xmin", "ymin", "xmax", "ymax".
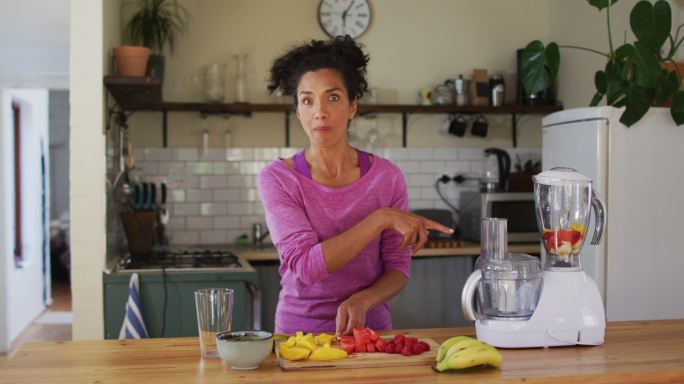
[{"xmin": 434, "ymin": 336, "xmax": 503, "ymax": 371}]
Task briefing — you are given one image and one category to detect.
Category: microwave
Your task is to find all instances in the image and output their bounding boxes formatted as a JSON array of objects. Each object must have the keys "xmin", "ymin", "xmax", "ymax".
[{"xmin": 459, "ymin": 191, "xmax": 538, "ymax": 242}]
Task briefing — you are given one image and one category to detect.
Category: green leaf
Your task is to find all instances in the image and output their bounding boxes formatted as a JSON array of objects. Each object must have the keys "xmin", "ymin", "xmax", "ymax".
[
  {"xmin": 588, "ymin": 0, "xmax": 618, "ymax": 11},
  {"xmin": 606, "ymin": 77, "xmax": 628, "ymax": 105},
  {"xmin": 614, "ymin": 42, "xmax": 661, "ymax": 87},
  {"xmin": 590, "ymin": 92, "xmax": 604, "ymax": 106},
  {"xmin": 670, "ymin": 91, "xmax": 684, "ymax": 125},
  {"xmin": 631, "ymin": 0, "xmax": 671, "ymax": 52},
  {"xmin": 521, "ymin": 40, "xmax": 559, "ymax": 95},
  {"xmin": 595, "ymin": 70, "xmax": 607, "ymax": 93},
  {"xmin": 654, "ymin": 69, "xmax": 680, "ymax": 104},
  {"xmin": 619, "ymin": 85, "xmax": 653, "ymax": 126}
]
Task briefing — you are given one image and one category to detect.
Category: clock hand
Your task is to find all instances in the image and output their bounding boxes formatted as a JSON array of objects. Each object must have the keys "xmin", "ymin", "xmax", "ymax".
[{"xmin": 342, "ymin": 0, "xmax": 355, "ymax": 28}]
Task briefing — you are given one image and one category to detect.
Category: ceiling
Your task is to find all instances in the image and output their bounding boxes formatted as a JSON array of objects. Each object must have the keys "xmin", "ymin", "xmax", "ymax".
[{"xmin": 0, "ymin": 0, "xmax": 70, "ymax": 84}]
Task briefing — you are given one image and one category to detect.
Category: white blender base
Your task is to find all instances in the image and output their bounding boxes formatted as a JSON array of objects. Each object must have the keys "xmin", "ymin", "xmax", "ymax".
[{"xmin": 475, "ymin": 271, "xmax": 606, "ymax": 348}]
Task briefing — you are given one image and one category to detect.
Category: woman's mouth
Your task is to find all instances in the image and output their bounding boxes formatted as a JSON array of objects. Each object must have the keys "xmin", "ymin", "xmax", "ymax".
[{"xmin": 313, "ymin": 126, "xmax": 331, "ymax": 133}]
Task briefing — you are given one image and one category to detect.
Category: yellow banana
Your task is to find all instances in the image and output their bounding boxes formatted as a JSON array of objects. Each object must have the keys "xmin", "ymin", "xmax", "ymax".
[
  {"xmin": 436, "ymin": 336, "xmax": 473, "ymax": 363},
  {"xmin": 442, "ymin": 338, "xmax": 487, "ymax": 363},
  {"xmin": 436, "ymin": 344, "xmax": 503, "ymax": 371}
]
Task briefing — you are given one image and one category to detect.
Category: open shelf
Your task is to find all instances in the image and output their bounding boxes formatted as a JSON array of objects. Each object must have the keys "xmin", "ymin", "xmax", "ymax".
[{"xmin": 104, "ymin": 76, "xmax": 563, "ymax": 147}]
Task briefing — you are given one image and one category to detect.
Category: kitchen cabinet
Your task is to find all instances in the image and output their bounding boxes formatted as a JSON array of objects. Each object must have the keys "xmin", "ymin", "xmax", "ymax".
[{"xmin": 104, "ymin": 76, "xmax": 562, "ymax": 148}]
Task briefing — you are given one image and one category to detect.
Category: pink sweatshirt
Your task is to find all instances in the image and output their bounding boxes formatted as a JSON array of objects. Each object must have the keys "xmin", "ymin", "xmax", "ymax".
[{"xmin": 256, "ymin": 155, "xmax": 411, "ymax": 335}]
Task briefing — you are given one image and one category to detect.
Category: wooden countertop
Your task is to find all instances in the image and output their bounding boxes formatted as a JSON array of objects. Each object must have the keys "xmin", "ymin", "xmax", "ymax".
[
  {"xmin": 236, "ymin": 242, "xmax": 540, "ymax": 261},
  {"xmin": 2, "ymin": 320, "xmax": 683, "ymax": 383}
]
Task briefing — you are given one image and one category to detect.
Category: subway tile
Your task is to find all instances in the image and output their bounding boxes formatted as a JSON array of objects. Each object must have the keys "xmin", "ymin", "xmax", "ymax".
[
  {"xmin": 280, "ymin": 147, "xmax": 301, "ymax": 158},
  {"xmin": 214, "ymin": 216, "xmax": 240, "ymax": 230},
  {"xmin": 240, "ymin": 215, "xmax": 265, "ymax": 229},
  {"xmin": 187, "ymin": 162, "xmax": 213, "ymax": 175},
  {"xmin": 433, "ymin": 148, "xmax": 460, "ymax": 160},
  {"xmin": 173, "ymin": 148, "xmax": 199, "ymax": 161},
  {"xmin": 200, "ymin": 230, "xmax": 227, "ymax": 244},
  {"xmin": 239, "ymin": 161, "xmax": 265, "ymax": 175},
  {"xmin": 171, "ymin": 230, "xmax": 199, "ymax": 244},
  {"xmin": 136, "ymin": 162, "xmax": 158, "ymax": 175},
  {"xmin": 133, "ymin": 148, "xmax": 145, "ymax": 162},
  {"xmin": 200, "ymin": 149, "xmax": 227, "ymax": 161},
  {"xmin": 227, "ymin": 202, "xmax": 253, "ymax": 215},
  {"xmin": 186, "ymin": 216, "xmax": 214, "ymax": 230},
  {"xmin": 253, "ymin": 202, "xmax": 265, "ymax": 215},
  {"xmin": 469, "ymin": 161, "xmax": 484, "ymax": 175},
  {"xmin": 225, "ymin": 148, "xmax": 254, "ymax": 161},
  {"xmin": 383, "ymin": 148, "xmax": 409, "ymax": 161},
  {"xmin": 187, "ymin": 189, "xmax": 213, "ymax": 202},
  {"xmin": 166, "ymin": 216, "xmax": 185, "ymax": 230},
  {"xmin": 213, "ymin": 189, "xmax": 241, "ymax": 202},
  {"xmin": 420, "ymin": 161, "xmax": 446, "ymax": 174},
  {"xmin": 421, "ymin": 187, "xmax": 440, "ymax": 200},
  {"xmin": 227, "ymin": 175, "xmax": 255, "ymax": 188},
  {"xmin": 200, "ymin": 203, "xmax": 227, "ymax": 216},
  {"xmin": 185, "ymin": 175, "xmax": 201, "ymax": 188},
  {"xmin": 173, "ymin": 203, "xmax": 200, "ymax": 216},
  {"xmin": 408, "ymin": 148, "xmax": 434, "ymax": 160},
  {"xmin": 408, "ymin": 174, "xmax": 437, "ymax": 187},
  {"xmin": 158, "ymin": 162, "xmax": 185, "ymax": 176},
  {"xmin": 408, "ymin": 200, "xmax": 435, "ymax": 210},
  {"xmin": 200, "ymin": 175, "xmax": 228, "ymax": 189},
  {"xmin": 253, "ymin": 148, "xmax": 280, "ymax": 161},
  {"xmin": 407, "ymin": 187, "xmax": 421, "ymax": 201},
  {"xmin": 213, "ymin": 162, "xmax": 240, "ymax": 175},
  {"xmin": 170, "ymin": 189, "xmax": 186, "ymax": 203},
  {"xmin": 434, "ymin": 200, "xmax": 456, "ymax": 212},
  {"xmin": 240, "ymin": 188, "xmax": 260, "ymax": 202},
  {"xmin": 144, "ymin": 148, "xmax": 172, "ymax": 161},
  {"xmin": 445, "ymin": 160, "xmax": 470, "ymax": 174},
  {"xmin": 227, "ymin": 230, "xmax": 249, "ymax": 244},
  {"xmin": 458, "ymin": 148, "xmax": 484, "ymax": 160},
  {"xmin": 395, "ymin": 160, "xmax": 421, "ymax": 174}
]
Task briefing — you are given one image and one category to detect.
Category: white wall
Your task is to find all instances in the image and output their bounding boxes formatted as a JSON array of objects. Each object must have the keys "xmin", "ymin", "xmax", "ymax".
[
  {"xmin": 0, "ymin": 88, "xmax": 50, "ymax": 352},
  {"xmin": 69, "ymin": 0, "xmax": 108, "ymax": 340}
]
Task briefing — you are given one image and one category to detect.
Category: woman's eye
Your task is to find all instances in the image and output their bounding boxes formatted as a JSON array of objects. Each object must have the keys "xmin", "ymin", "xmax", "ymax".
[
  {"xmin": 330, "ymin": 94, "xmax": 340, "ymax": 101},
  {"xmin": 301, "ymin": 98, "xmax": 312, "ymax": 105}
]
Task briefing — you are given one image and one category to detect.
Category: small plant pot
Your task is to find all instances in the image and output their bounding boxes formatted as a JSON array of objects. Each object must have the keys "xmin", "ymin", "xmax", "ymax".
[{"xmin": 113, "ymin": 46, "xmax": 151, "ymax": 77}]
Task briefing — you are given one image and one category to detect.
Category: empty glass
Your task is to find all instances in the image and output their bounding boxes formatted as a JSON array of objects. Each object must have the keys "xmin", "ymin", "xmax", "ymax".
[{"xmin": 195, "ymin": 288, "xmax": 234, "ymax": 358}]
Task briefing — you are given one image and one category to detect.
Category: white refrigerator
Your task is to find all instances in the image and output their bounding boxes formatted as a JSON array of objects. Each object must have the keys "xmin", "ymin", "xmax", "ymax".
[{"xmin": 542, "ymin": 106, "xmax": 684, "ymax": 321}]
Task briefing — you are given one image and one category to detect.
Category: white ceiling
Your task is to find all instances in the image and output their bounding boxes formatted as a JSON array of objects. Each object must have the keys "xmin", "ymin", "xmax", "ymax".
[{"xmin": 0, "ymin": 0, "xmax": 70, "ymax": 83}]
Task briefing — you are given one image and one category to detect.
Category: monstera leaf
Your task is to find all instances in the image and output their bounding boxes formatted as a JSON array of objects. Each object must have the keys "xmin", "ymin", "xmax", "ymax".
[
  {"xmin": 630, "ymin": 0, "xmax": 670, "ymax": 53},
  {"xmin": 520, "ymin": 41, "xmax": 560, "ymax": 95},
  {"xmin": 588, "ymin": 0, "xmax": 618, "ymax": 11}
]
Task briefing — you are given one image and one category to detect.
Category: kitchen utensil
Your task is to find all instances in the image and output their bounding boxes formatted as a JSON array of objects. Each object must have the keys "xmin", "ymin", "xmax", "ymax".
[
  {"xmin": 160, "ymin": 182, "xmax": 169, "ymax": 225},
  {"xmin": 233, "ymin": 53, "xmax": 248, "ymax": 103},
  {"xmin": 120, "ymin": 211, "xmax": 157, "ymax": 255},
  {"xmin": 453, "ymin": 74, "xmax": 469, "ymax": 106},
  {"xmin": 275, "ymin": 337, "xmax": 439, "ymax": 370},
  {"xmin": 483, "ymin": 148, "xmax": 511, "ymax": 192},
  {"xmin": 216, "ymin": 330, "xmax": 272, "ymax": 370},
  {"xmin": 195, "ymin": 288, "xmax": 234, "ymax": 358},
  {"xmin": 489, "ymin": 74, "xmax": 505, "ymax": 107},
  {"xmin": 471, "ymin": 115, "xmax": 489, "ymax": 137},
  {"xmin": 461, "ymin": 167, "xmax": 607, "ymax": 348},
  {"xmin": 149, "ymin": 183, "xmax": 156, "ymax": 210}
]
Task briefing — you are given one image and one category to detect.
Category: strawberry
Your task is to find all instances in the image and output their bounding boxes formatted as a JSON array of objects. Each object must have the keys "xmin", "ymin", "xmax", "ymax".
[
  {"xmin": 367, "ymin": 328, "xmax": 380, "ymax": 342},
  {"xmin": 354, "ymin": 344, "xmax": 366, "ymax": 353},
  {"xmin": 340, "ymin": 336, "xmax": 355, "ymax": 354},
  {"xmin": 419, "ymin": 341, "xmax": 430, "ymax": 351},
  {"xmin": 366, "ymin": 342, "xmax": 376, "ymax": 353},
  {"xmin": 411, "ymin": 344, "xmax": 424, "ymax": 355},
  {"xmin": 385, "ymin": 343, "xmax": 395, "ymax": 354},
  {"xmin": 374, "ymin": 339, "xmax": 385, "ymax": 352},
  {"xmin": 401, "ymin": 346, "xmax": 411, "ymax": 356},
  {"xmin": 395, "ymin": 343, "xmax": 403, "ymax": 352},
  {"xmin": 404, "ymin": 337, "xmax": 417, "ymax": 346}
]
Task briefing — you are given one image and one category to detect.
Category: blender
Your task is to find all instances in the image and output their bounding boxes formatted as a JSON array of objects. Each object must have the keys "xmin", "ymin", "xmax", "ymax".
[{"xmin": 462, "ymin": 167, "xmax": 606, "ymax": 348}]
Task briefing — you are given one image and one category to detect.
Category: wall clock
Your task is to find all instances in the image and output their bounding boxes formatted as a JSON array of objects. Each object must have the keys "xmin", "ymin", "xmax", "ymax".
[{"xmin": 317, "ymin": 0, "xmax": 372, "ymax": 39}]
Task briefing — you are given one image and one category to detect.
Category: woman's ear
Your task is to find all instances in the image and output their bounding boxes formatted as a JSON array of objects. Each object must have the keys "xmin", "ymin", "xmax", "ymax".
[{"xmin": 348, "ymin": 98, "xmax": 358, "ymax": 120}]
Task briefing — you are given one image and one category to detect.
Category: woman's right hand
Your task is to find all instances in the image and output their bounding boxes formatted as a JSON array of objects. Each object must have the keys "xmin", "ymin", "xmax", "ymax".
[{"xmin": 375, "ymin": 208, "xmax": 454, "ymax": 254}]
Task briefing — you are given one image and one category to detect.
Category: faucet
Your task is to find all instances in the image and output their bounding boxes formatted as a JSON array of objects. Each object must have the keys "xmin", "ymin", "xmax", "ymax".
[{"xmin": 252, "ymin": 223, "xmax": 270, "ymax": 246}]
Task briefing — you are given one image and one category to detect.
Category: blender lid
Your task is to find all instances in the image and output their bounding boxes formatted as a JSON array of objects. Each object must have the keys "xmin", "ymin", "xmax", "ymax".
[{"xmin": 534, "ymin": 167, "xmax": 591, "ymax": 186}]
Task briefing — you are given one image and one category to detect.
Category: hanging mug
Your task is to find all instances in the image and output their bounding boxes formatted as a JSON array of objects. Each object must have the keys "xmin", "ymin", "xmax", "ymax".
[
  {"xmin": 448, "ymin": 114, "xmax": 467, "ymax": 137},
  {"xmin": 471, "ymin": 115, "xmax": 489, "ymax": 137}
]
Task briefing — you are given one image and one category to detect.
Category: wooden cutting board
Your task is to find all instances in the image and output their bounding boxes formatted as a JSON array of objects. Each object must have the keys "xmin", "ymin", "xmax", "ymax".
[{"xmin": 276, "ymin": 337, "xmax": 439, "ymax": 371}]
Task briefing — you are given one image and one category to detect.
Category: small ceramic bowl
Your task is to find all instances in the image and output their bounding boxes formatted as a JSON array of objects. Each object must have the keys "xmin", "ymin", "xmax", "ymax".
[{"xmin": 216, "ymin": 330, "xmax": 273, "ymax": 370}]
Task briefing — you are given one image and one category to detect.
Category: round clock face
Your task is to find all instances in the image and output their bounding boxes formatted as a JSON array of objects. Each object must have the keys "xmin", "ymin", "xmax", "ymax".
[{"xmin": 317, "ymin": 0, "xmax": 372, "ymax": 39}]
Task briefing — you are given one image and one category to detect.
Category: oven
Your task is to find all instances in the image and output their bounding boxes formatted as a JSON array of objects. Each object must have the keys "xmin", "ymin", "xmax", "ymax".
[{"xmin": 103, "ymin": 248, "xmax": 258, "ymax": 339}]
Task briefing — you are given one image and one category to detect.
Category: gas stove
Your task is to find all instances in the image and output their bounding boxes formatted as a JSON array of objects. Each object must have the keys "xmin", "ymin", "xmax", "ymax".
[{"xmin": 117, "ymin": 247, "xmax": 252, "ymax": 273}]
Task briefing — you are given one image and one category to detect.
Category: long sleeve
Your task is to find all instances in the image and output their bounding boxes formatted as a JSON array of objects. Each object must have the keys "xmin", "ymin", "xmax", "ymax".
[
  {"xmin": 257, "ymin": 168, "xmax": 331, "ymax": 286},
  {"xmin": 379, "ymin": 170, "xmax": 412, "ymax": 278}
]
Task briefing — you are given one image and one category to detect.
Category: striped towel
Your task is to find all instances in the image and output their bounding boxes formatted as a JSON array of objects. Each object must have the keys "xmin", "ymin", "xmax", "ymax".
[{"xmin": 118, "ymin": 273, "xmax": 149, "ymax": 339}]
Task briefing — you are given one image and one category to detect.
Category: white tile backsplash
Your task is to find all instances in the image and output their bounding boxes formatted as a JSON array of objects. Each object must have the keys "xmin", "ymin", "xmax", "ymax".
[{"xmin": 141, "ymin": 147, "xmax": 536, "ymax": 246}]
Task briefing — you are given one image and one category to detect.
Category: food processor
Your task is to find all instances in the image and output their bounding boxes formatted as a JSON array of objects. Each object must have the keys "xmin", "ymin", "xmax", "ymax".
[{"xmin": 462, "ymin": 167, "xmax": 606, "ymax": 348}]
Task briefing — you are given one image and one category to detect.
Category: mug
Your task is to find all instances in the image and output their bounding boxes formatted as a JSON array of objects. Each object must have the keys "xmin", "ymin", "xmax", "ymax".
[
  {"xmin": 471, "ymin": 115, "xmax": 489, "ymax": 137},
  {"xmin": 448, "ymin": 114, "xmax": 467, "ymax": 137}
]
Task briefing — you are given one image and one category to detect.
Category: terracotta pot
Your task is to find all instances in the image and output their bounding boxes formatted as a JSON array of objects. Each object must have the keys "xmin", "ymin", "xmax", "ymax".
[
  {"xmin": 113, "ymin": 46, "xmax": 151, "ymax": 77},
  {"xmin": 658, "ymin": 62, "xmax": 684, "ymax": 107}
]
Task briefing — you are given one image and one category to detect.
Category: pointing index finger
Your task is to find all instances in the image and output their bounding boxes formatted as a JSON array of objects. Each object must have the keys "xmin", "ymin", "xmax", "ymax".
[{"xmin": 423, "ymin": 218, "xmax": 454, "ymax": 235}]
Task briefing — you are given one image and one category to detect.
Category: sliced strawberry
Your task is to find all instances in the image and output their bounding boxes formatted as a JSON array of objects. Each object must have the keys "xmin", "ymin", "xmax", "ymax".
[
  {"xmin": 411, "ymin": 344, "xmax": 424, "ymax": 355},
  {"xmin": 404, "ymin": 337, "xmax": 417, "ymax": 346},
  {"xmin": 571, "ymin": 230, "xmax": 582, "ymax": 245},
  {"xmin": 401, "ymin": 346, "xmax": 412, "ymax": 356},
  {"xmin": 395, "ymin": 342, "xmax": 403, "ymax": 352},
  {"xmin": 393, "ymin": 334, "xmax": 405, "ymax": 344},
  {"xmin": 542, "ymin": 230, "xmax": 553, "ymax": 240},
  {"xmin": 340, "ymin": 336, "xmax": 355, "ymax": 354},
  {"xmin": 558, "ymin": 230, "xmax": 575, "ymax": 243},
  {"xmin": 367, "ymin": 328, "xmax": 380, "ymax": 342},
  {"xmin": 353, "ymin": 327, "xmax": 371, "ymax": 345},
  {"xmin": 418, "ymin": 341, "xmax": 430, "ymax": 351},
  {"xmin": 366, "ymin": 342, "xmax": 376, "ymax": 353},
  {"xmin": 385, "ymin": 343, "xmax": 395, "ymax": 354},
  {"xmin": 374, "ymin": 338, "xmax": 385, "ymax": 352},
  {"xmin": 354, "ymin": 344, "xmax": 366, "ymax": 353}
]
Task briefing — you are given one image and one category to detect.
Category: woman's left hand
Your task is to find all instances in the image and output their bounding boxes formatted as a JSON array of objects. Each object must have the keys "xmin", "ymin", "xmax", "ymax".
[{"xmin": 335, "ymin": 294, "xmax": 371, "ymax": 337}]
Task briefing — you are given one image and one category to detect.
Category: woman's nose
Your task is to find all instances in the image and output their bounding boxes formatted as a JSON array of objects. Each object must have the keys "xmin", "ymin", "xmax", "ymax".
[{"xmin": 313, "ymin": 101, "xmax": 328, "ymax": 119}]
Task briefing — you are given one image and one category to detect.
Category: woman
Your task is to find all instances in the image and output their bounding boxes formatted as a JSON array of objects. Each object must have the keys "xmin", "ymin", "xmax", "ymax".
[{"xmin": 257, "ymin": 36, "xmax": 453, "ymax": 337}]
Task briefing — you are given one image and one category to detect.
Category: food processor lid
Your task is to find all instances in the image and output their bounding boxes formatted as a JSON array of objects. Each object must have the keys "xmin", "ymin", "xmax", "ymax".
[
  {"xmin": 533, "ymin": 167, "xmax": 591, "ymax": 186},
  {"xmin": 475, "ymin": 253, "xmax": 542, "ymax": 280}
]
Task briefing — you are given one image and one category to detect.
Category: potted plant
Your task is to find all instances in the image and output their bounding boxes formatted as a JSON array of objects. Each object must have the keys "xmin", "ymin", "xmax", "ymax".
[
  {"xmin": 122, "ymin": 0, "xmax": 191, "ymax": 80},
  {"xmin": 521, "ymin": 0, "xmax": 684, "ymax": 126}
]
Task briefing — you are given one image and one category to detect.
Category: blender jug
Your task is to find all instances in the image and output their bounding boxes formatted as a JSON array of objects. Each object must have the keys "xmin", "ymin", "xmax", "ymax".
[
  {"xmin": 533, "ymin": 167, "xmax": 605, "ymax": 270},
  {"xmin": 462, "ymin": 218, "xmax": 543, "ymax": 321}
]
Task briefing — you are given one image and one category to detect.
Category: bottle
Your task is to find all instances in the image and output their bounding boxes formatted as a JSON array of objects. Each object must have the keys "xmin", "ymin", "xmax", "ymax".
[{"xmin": 489, "ymin": 74, "xmax": 505, "ymax": 107}]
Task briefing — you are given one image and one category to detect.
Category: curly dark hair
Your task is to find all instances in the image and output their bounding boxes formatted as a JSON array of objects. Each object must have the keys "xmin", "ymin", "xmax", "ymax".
[{"xmin": 267, "ymin": 35, "xmax": 370, "ymax": 107}]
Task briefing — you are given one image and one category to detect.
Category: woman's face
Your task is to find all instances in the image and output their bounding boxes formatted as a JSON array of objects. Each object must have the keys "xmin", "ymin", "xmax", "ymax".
[{"xmin": 295, "ymin": 68, "xmax": 357, "ymax": 149}]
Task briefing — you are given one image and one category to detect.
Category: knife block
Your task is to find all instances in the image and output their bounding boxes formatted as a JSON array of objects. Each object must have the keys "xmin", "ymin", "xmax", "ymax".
[{"xmin": 120, "ymin": 211, "xmax": 157, "ymax": 255}]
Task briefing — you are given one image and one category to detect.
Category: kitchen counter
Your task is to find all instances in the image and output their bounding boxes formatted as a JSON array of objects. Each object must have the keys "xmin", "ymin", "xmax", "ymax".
[
  {"xmin": 234, "ymin": 242, "xmax": 540, "ymax": 261},
  {"xmin": 2, "ymin": 320, "xmax": 683, "ymax": 383}
]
